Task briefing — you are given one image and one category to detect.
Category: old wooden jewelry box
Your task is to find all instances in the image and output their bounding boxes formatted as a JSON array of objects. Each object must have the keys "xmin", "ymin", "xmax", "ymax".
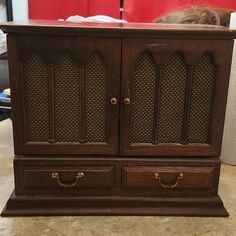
[{"xmin": 1, "ymin": 21, "xmax": 235, "ymax": 216}]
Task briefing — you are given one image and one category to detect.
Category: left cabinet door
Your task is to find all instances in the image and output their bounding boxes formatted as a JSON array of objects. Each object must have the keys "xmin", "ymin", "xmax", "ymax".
[{"xmin": 8, "ymin": 35, "xmax": 121, "ymax": 155}]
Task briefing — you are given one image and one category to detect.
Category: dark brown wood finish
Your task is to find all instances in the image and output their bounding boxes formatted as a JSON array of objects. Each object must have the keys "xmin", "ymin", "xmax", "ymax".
[
  {"xmin": 17, "ymin": 165, "xmax": 115, "ymax": 195},
  {"xmin": 1, "ymin": 20, "xmax": 236, "ymax": 39},
  {"xmin": 181, "ymin": 65, "xmax": 194, "ymax": 144},
  {"xmin": 152, "ymin": 65, "xmax": 162, "ymax": 144},
  {"xmin": 79, "ymin": 66, "xmax": 86, "ymax": 143},
  {"xmin": 1, "ymin": 191, "xmax": 228, "ymax": 217},
  {"xmin": 122, "ymin": 166, "xmax": 216, "ymax": 192},
  {"xmin": 48, "ymin": 65, "xmax": 56, "ymax": 143},
  {"xmin": 13, "ymin": 156, "xmax": 220, "ymax": 196},
  {"xmin": 3, "ymin": 155, "xmax": 226, "ymax": 216},
  {"xmin": 120, "ymin": 39, "xmax": 233, "ymax": 156},
  {"xmin": 1, "ymin": 21, "xmax": 235, "ymax": 216},
  {"xmin": 8, "ymin": 35, "xmax": 121, "ymax": 155}
]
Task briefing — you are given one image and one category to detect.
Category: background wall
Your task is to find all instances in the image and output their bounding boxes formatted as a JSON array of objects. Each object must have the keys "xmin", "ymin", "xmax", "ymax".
[
  {"xmin": 0, "ymin": 0, "xmax": 28, "ymax": 22},
  {"xmin": 221, "ymin": 39, "xmax": 236, "ymax": 165},
  {"xmin": 12, "ymin": 0, "xmax": 28, "ymax": 21},
  {"xmin": 0, "ymin": 0, "xmax": 7, "ymax": 22}
]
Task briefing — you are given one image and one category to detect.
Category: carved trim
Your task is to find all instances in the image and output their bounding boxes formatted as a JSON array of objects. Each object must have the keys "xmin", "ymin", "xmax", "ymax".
[
  {"xmin": 20, "ymin": 62, "xmax": 27, "ymax": 144},
  {"xmin": 181, "ymin": 65, "xmax": 194, "ymax": 145},
  {"xmin": 106, "ymin": 64, "xmax": 111, "ymax": 143},
  {"xmin": 152, "ymin": 65, "xmax": 163, "ymax": 144},
  {"xmin": 48, "ymin": 65, "xmax": 56, "ymax": 143},
  {"xmin": 79, "ymin": 66, "xmax": 86, "ymax": 143}
]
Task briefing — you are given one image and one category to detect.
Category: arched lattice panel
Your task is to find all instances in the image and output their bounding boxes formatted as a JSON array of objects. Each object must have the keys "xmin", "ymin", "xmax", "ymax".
[
  {"xmin": 188, "ymin": 53, "xmax": 216, "ymax": 143},
  {"xmin": 131, "ymin": 52, "xmax": 159, "ymax": 144},
  {"xmin": 85, "ymin": 52, "xmax": 108, "ymax": 143},
  {"xmin": 158, "ymin": 52, "xmax": 187, "ymax": 143},
  {"xmin": 23, "ymin": 51, "xmax": 49, "ymax": 142},
  {"xmin": 54, "ymin": 52, "xmax": 81, "ymax": 142}
]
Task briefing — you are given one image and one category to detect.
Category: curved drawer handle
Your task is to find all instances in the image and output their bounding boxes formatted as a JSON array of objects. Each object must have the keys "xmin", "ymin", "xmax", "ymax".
[
  {"xmin": 51, "ymin": 172, "xmax": 85, "ymax": 188},
  {"xmin": 154, "ymin": 173, "xmax": 184, "ymax": 189}
]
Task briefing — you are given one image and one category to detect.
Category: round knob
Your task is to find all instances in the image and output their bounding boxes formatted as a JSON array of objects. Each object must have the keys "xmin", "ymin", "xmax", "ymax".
[
  {"xmin": 124, "ymin": 98, "xmax": 131, "ymax": 105},
  {"xmin": 110, "ymin": 97, "xmax": 118, "ymax": 105}
]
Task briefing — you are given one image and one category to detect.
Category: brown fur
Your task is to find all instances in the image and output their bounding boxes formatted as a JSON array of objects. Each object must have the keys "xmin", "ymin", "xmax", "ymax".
[{"xmin": 154, "ymin": 5, "xmax": 233, "ymax": 26}]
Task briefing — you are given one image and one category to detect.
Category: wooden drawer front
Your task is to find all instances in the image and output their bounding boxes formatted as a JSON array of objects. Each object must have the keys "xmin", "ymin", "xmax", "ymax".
[
  {"xmin": 21, "ymin": 165, "xmax": 115, "ymax": 191},
  {"xmin": 122, "ymin": 166, "xmax": 216, "ymax": 191}
]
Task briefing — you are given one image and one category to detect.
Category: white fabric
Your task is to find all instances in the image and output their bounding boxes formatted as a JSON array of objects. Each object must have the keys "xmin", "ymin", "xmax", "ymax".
[
  {"xmin": 63, "ymin": 15, "xmax": 127, "ymax": 23},
  {"xmin": 0, "ymin": 30, "xmax": 6, "ymax": 55}
]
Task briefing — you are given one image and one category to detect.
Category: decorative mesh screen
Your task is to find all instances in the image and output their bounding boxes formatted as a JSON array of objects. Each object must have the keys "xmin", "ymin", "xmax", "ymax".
[
  {"xmin": 24, "ymin": 51, "xmax": 49, "ymax": 142},
  {"xmin": 23, "ymin": 49, "xmax": 215, "ymax": 146},
  {"xmin": 130, "ymin": 51, "xmax": 215, "ymax": 145},
  {"xmin": 131, "ymin": 52, "xmax": 158, "ymax": 143},
  {"xmin": 158, "ymin": 53, "xmax": 187, "ymax": 143},
  {"xmin": 85, "ymin": 53, "xmax": 107, "ymax": 143},
  {"xmin": 55, "ymin": 53, "xmax": 81, "ymax": 142},
  {"xmin": 23, "ymin": 51, "xmax": 108, "ymax": 143},
  {"xmin": 188, "ymin": 54, "xmax": 216, "ymax": 143}
]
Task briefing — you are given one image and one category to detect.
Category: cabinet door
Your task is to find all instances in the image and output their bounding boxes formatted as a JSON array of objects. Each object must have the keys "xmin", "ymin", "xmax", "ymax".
[
  {"xmin": 120, "ymin": 39, "xmax": 233, "ymax": 156},
  {"xmin": 9, "ymin": 35, "xmax": 121, "ymax": 155}
]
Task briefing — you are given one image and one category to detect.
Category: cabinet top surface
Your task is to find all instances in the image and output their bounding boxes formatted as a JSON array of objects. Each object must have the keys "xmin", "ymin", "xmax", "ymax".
[{"xmin": 1, "ymin": 20, "xmax": 236, "ymax": 38}]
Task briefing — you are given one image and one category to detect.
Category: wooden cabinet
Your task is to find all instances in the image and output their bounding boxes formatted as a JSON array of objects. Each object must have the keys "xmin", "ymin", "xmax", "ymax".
[{"xmin": 1, "ymin": 21, "xmax": 235, "ymax": 216}]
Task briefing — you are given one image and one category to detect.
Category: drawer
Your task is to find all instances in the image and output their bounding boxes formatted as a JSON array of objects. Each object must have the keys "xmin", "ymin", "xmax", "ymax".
[
  {"xmin": 18, "ymin": 165, "xmax": 115, "ymax": 194},
  {"xmin": 122, "ymin": 166, "xmax": 217, "ymax": 193}
]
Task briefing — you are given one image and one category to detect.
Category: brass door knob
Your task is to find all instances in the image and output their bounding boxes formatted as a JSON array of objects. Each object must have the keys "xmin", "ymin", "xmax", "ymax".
[
  {"xmin": 124, "ymin": 98, "xmax": 131, "ymax": 105},
  {"xmin": 110, "ymin": 97, "xmax": 118, "ymax": 105}
]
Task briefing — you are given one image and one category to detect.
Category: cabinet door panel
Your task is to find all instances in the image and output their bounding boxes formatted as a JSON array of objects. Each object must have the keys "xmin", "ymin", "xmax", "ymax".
[
  {"xmin": 120, "ymin": 39, "xmax": 233, "ymax": 156},
  {"xmin": 9, "ymin": 35, "xmax": 121, "ymax": 155}
]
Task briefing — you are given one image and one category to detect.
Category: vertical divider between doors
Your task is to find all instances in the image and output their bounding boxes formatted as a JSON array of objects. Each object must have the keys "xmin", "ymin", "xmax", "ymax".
[{"xmin": 118, "ymin": 38, "xmax": 124, "ymax": 155}]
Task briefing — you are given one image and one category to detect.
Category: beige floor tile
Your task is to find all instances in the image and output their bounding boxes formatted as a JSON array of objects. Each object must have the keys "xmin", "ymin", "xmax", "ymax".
[{"xmin": 1, "ymin": 119, "xmax": 236, "ymax": 236}]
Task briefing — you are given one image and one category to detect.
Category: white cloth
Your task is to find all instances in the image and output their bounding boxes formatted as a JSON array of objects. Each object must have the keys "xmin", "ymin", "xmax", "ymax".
[
  {"xmin": 61, "ymin": 15, "xmax": 127, "ymax": 23},
  {"xmin": 0, "ymin": 30, "xmax": 7, "ymax": 55}
]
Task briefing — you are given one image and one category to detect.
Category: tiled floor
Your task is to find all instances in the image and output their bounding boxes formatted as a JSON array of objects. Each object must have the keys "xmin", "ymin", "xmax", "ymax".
[{"xmin": 0, "ymin": 119, "xmax": 236, "ymax": 236}]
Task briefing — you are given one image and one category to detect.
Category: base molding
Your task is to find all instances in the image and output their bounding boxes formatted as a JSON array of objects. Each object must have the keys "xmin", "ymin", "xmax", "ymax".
[{"xmin": 1, "ymin": 191, "xmax": 229, "ymax": 217}]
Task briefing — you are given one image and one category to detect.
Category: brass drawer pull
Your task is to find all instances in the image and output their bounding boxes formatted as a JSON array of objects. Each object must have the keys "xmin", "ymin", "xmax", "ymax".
[
  {"xmin": 124, "ymin": 98, "xmax": 131, "ymax": 105},
  {"xmin": 154, "ymin": 173, "xmax": 184, "ymax": 189},
  {"xmin": 51, "ymin": 172, "xmax": 85, "ymax": 188},
  {"xmin": 110, "ymin": 97, "xmax": 118, "ymax": 105}
]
